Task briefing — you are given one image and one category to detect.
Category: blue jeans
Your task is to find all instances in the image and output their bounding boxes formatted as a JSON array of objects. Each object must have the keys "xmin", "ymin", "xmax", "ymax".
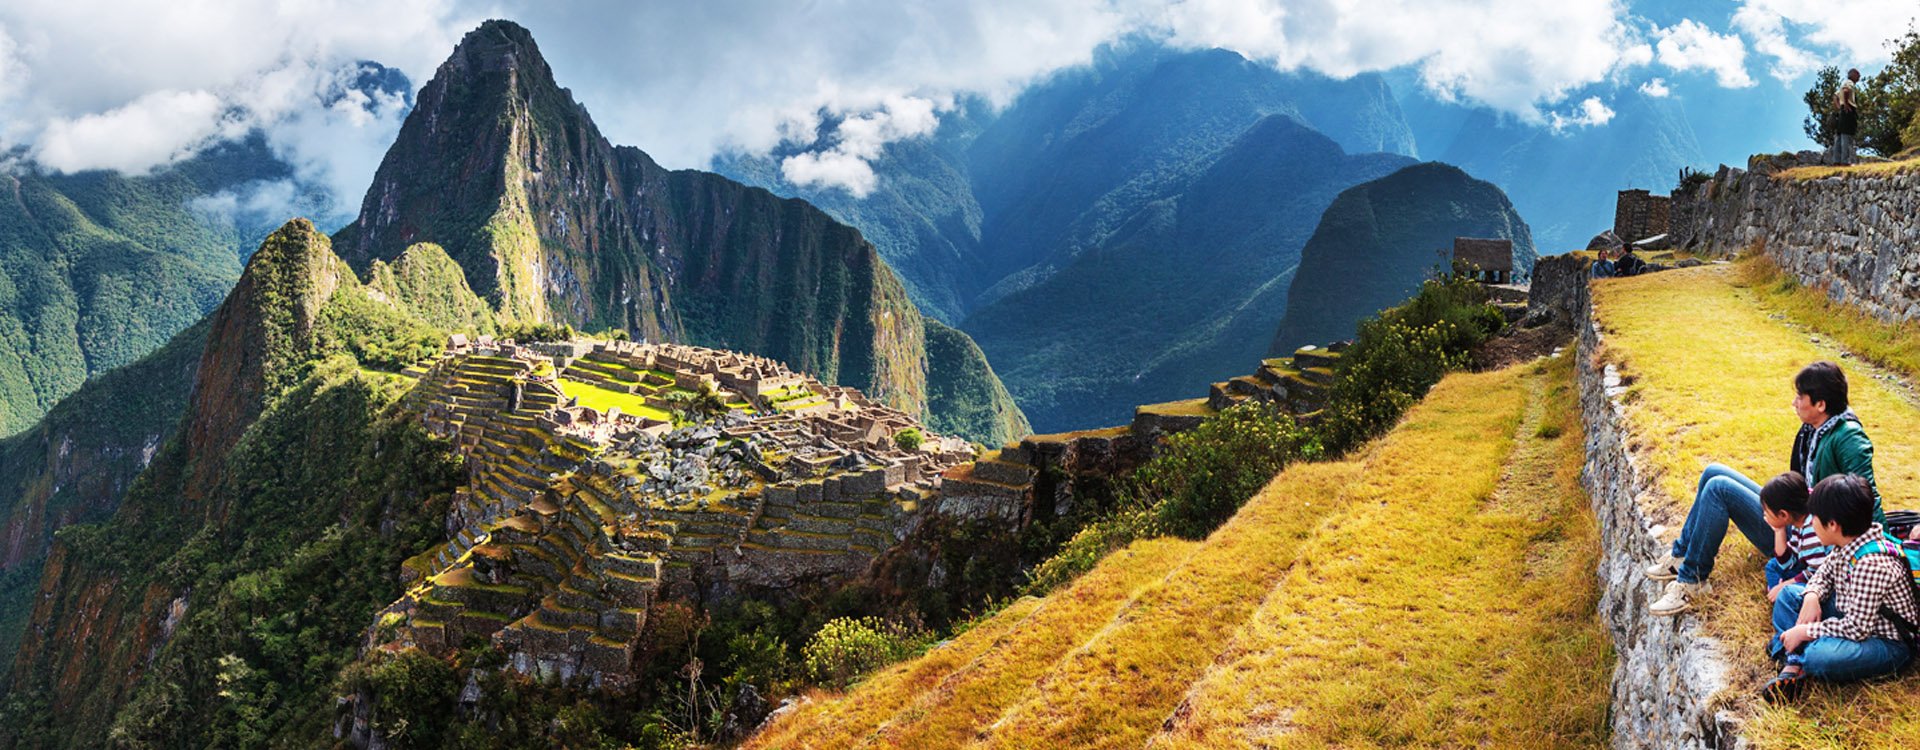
[
  {"xmin": 1765, "ymin": 557, "xmax": 1805, "ymax": 592},
  {"xmin": 1769, "ymin": 584, "xmax": 1913, "ymax": 681},
  {"xmin": 1669, "ymin": 464, "xmax": 1772, "ymax": 584}
]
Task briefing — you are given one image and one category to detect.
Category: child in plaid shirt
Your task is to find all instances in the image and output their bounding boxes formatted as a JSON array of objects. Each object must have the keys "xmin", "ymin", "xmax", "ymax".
[{"xmin": 1763, "ymin": 474, "xmax": 1919, "ymax": 702}]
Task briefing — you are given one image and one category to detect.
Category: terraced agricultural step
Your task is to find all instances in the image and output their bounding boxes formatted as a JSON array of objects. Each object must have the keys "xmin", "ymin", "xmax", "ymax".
[
  {"xmin": 1291, "ymin": 346, "xmax": 1340, "ymax": 370},
  {"xmin": 970, "ymin": 459, "xmax": 1035, "ymax": 487}
]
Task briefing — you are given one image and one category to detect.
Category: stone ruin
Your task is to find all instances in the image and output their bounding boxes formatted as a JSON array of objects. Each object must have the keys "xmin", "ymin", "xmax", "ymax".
[
  {"xmin": 374, "ymin": 338, "xmax": 978, "ymax": 686},
  {"xmin": 1453, "ymin": 237, "xmax": 1516, "ymax": 284},
  {"xmin": 1613, "ymin": 188, "xmax": 1671, "ymax": 247}
]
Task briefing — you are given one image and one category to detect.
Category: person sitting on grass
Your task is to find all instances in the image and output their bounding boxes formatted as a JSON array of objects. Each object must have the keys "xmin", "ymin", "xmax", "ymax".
[
  {"xmin": 1761, "ymin": 474, "xmax": 1918, "ymax": 702},
  {"xmin": 1760, "ymin": 471, "xmax": 1826, "ymax": 602},
  {"xmin": 1648, "ymin": 361, "xmax": 1885, "ymax": 616}
]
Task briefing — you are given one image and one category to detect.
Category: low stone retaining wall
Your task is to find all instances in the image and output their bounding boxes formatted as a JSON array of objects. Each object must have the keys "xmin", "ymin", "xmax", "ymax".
[
  {"xmin": 1671, "ymin": 155, "xmax": 1920, "ymax": 321},
  {"xmin": 1575, "ymin": 279, "xmax": 1747, "ymax": 749}
]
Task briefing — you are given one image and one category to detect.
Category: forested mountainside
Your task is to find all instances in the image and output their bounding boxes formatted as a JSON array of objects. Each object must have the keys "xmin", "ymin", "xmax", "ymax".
[
  {"xmin": 1271, "ymin": 163, "xmax": 1535, "ymax": 354},
  {"xmin": 0, "ymin": 139, "xmax": 298, "ymax": 437},
  {"xmin": 718, "ymin": 44, "xmax": 1422, "ymax": 431},
  {"xmin": 1, "ymin": 219, "xmax": 468, "ymax": 747},
  {"xmin": 333, "ymin": 20, "xmax": 1026, "ymax": 445}
]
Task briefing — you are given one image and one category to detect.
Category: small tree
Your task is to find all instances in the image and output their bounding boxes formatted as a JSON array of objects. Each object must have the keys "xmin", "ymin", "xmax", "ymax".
[{"xmin": 893, "ymin": 427, "xmax": 924, "ymax": 452}]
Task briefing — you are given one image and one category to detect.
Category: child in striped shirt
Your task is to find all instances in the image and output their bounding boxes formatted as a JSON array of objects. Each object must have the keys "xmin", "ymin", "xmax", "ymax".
[{"xmin": 1761, "ymin": 471, "xmax": 1827, "ymax": 602}]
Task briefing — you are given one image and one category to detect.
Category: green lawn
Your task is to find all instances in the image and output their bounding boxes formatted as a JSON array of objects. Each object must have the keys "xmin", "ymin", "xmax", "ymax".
[{"xmin": 557, "ymin": 376, "xmax": 674, "ymax": 422}]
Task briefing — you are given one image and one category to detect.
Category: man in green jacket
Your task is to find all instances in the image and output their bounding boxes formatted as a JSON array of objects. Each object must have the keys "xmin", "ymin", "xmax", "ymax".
[{"xmin": 1647, "ymin": 361, "xmax": 1884, "ymax": 615}]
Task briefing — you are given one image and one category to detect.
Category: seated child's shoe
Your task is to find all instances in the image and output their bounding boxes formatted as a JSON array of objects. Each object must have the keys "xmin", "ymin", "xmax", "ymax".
[
  {"xmin": 1650, "ymin": 580, "xmax": 1705, "ymax": 616},
  {"xmin": 1644, "ymin": 555, "xmax": 1683, "ymax": 582},
  {"xmin": 1761, "ymin": 669, "xmax": 1807, "ymax": 704}
]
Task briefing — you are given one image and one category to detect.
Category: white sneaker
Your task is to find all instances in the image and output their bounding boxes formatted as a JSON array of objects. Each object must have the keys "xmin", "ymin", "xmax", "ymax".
[
  {"xmin": 1651, "ymin": 580, "xmax": 1706, "ymax": 616},
  {"xmin": 1643, "ymin": 555, "xmax": 1683, "ymax": 582}
]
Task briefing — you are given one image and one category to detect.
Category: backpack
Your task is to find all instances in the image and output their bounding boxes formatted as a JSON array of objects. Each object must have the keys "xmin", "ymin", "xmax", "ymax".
[{"xmin": 1847, "ymin": 529, "xmax": 1920, "ymax": 644}]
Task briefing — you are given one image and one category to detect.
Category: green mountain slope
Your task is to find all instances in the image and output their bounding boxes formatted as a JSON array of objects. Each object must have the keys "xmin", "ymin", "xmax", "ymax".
[
  {"xmin": 1270, "ymin": 163, "xmax": 1535, "ymax": 353},
  {"xmin": 334, "ymin": 20, "xmax": 1026, "ymax": 444},
  {"xmin": 0, "ymin": 139, "xmax": 301, "ymax": 436},
  {"xmin": 1, "ymin": 219, "xmax": 464, "ymax": 748}
]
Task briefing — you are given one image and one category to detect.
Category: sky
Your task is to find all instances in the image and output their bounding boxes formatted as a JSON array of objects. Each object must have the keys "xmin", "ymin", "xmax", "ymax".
[{"xmin": 0, "ymin": 0, "xmax": 1914, "ymax": 212}]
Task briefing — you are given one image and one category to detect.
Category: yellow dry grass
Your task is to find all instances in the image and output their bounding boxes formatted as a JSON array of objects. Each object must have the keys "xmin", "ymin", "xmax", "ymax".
[
  {"xmin": 968, "ymin": 367, "xmax": 1541, "ymax": 749},
  {"xmin": 745, "ymin": 538, "xmax": 1198, "ymax": 749},
  {"xmin": 1591, "ymin": 262, "xmax": 1920, "ymax": 745},
  {"xmin": 746, "ymin": 359, "xmax": 1614, "ymax": 749},
  {"xmin": 1776, "ymin": 156, "xmax": 1920, "ymax": 181},
  {"xmin": 1149, "ymin": 355, "xmax": 1610, "ymax": 749}
]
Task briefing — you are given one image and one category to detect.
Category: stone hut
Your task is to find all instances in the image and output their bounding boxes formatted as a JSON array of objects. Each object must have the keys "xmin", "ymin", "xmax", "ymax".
[
  {"xmin": 1452, "ymin": 237, "xmax": 1515, "ymax": 283},
  {"xmin": 1614, "ymin": 189, "xmax": 1671, "ymax": 245}
]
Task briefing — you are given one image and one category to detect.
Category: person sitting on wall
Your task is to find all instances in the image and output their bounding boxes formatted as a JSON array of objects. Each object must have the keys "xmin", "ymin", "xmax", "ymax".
[
  {"xmin": 1613, "ymin": 248, "xmax": 1648, "ymax": 277},
  {"xmin": 1647, "ymin": 361, "xmax": 1886, "ymax": 616},
  {"xmin": 1760, "ymin": 474, "xmax": 1917, "ymax": 702},
  {"xmin": 1591, "ymin": 248, "xmax": 1618, "ymax": 278}
]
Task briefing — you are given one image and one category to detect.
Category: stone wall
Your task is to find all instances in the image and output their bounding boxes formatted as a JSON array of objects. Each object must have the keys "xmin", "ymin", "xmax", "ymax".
[
  {"xmin": 1615, "ymin": 189, "xmax": 1671, "ymax": 245},
  {"xmin": 1574, "ymin": 279, "xmax": 1747, "ymax": 749},
  {"xmin": 1671, "ymin": 155, "xmax": 1920, "ymax": 321}
]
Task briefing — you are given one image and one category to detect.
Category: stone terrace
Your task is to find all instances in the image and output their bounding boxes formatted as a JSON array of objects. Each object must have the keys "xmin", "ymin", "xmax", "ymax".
[{"xmin": 376, "ymin": 338, "xmax": 973, "ymax": 686}]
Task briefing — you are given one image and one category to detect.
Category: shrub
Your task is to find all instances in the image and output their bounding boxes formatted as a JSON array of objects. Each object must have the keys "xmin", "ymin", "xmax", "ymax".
[
  {"xmin": 893, "ymin": 427, "xmax": 924, "ymax": 452},
  {"xmin": 801, "ymin": 617, "xmax": 923, "ymax": 689},
  {"xmin": 1316, "ymin": 274, "xmax": 1502, "ymax": 455},
  {"xmin": 501, "ymin": 321, "xmax": 577, "ymax": 343},
  {"xmin": 1142, "ymin": 401, "xmax": 1316, "ymax": 539}
]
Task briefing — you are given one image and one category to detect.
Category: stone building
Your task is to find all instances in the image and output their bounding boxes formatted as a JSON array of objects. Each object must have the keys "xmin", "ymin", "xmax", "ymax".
[
  {"xmin": 1614, "ymin": 189, "xmax": 1671, "ymax": 245},
  {"xmin": 1452, "ymin": 237, "xmax": 1515, "ymax": 283}
]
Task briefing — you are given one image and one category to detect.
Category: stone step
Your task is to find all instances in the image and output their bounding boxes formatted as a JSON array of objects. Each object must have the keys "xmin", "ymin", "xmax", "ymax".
[
  {"xmin": 1291, "ymin": 346, "xmax": 1340, "ymax": 370},
  {"xmin": 971, "ymin": 459, "xmax": 1035, "ymax": 487}
]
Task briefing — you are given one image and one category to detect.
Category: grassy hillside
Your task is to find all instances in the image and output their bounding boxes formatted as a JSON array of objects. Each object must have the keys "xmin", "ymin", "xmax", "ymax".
[
  {"xmin": 749, "ymin": 356, "xmax": 1610, "ymax": 749},
  {"xmin": 1589, "ymin": 259, "xmax": 1920, "ymax": 746}
]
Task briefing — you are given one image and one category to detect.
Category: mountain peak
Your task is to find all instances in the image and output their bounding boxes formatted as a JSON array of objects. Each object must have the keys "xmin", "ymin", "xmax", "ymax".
[{"xmin": 445, "ymin": 19, "xmax": 551, "ymax": 82}]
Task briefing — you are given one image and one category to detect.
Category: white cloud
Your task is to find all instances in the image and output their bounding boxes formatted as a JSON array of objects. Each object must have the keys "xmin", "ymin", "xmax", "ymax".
[
  {"xmin": 1549, "ymin": 96, "xmax": 1616, "ymax": 130},
  {"xmin": 0, "ymin": 0, "xmax": 477, "ymax": 211},
  {"xmin": 1638, "ymin": 78, "xmax": 1671, "ymax": 97},
  {"xmin": 1731, "ymin": 0, "xmax": 1920, "ymax": 83},
  {"xmin": 33, "ymin": 89, "xmax": 233, "ymax": 173},
  {"xmin": 1148, "ymin": 0, "xmax": 1653, "ymax": 121},
  {"xmin": 1654, "ymin": 19, "xmax": 1755, "ymax": 88},
  {"xmin": 3, "ymin": 1, "xmax": 1816, "ymax": 199},
  {"xmin": 780, "ymin": 95, "xmax": 945, "ymax": 197}
]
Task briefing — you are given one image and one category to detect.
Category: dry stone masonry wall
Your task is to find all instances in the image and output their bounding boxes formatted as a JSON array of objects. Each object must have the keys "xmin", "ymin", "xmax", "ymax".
[
  {"xmin": 1672, "ymin": 155, "xmax": 1920, "ymax": 321},
  {"xmin": 1574, "ymin": 281, "xmax": 1747, "ymax": 750}
]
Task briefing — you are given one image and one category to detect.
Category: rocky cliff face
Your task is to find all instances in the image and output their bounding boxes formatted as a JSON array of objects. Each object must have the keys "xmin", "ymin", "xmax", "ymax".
[
  {"xmin": 1270, "ymin": 163, "xmax": 1535, "ymax": 353},
  {"xmin": 333, "ymin": 20, "xmax": 1026, "ymax": 444}
]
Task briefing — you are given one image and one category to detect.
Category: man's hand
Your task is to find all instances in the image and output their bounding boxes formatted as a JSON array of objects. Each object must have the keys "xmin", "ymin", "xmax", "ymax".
[
  {"xmin": 1797, "ymin": 596, "xmax": 1823, "ymax": 626},
  {"xmin": 1768, "ymin": 580, "xmax": 1789, "ymax": 602},
  {"xmin": 1909, "ymin": 525, "xmax": 1920, "ymax": 542},
  {"xmin": 1781, "ymin": 623, "xmax": 1815, "ymax": 654}
]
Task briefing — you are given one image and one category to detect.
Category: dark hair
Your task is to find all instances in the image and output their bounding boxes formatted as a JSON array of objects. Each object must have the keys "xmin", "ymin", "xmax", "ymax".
[
  {"xmin": 1809, "ymin": 474, "xmax": 1875, "ymax": 537},
  {"xmin": 1795, "ymin": 361, "xmax": 1848, "ymax": 416},
  {"xmin": 1760, "ymin": 471, "xmax": 1810, "ymax": 516},
  {"xmin": 1848, "ymin": 68, "xmax": 1861, "ymax": 79}
]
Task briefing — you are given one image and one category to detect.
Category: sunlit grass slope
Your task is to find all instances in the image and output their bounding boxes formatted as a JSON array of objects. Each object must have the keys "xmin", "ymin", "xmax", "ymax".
[
  {"xmin": 749, "ymin": 358, "xmax": 1610, "ymax": 749},
  {"xmin": 1151, "ymin": 355, "xmax": 1608, "ymax": 748},
  {"xmin": 1591, "ymin": 260, "xmax": 1920, "ymax": 747}
]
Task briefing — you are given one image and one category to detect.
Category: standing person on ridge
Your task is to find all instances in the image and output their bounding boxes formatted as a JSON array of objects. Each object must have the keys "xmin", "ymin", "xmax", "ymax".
[
  {"xmin": 1646, "ymin": 361, "xmax": 1885, "ymax": 616},
  {"xmin": 1831, "ymin": 68, "xmax": 1861, "ymax": 166}
]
